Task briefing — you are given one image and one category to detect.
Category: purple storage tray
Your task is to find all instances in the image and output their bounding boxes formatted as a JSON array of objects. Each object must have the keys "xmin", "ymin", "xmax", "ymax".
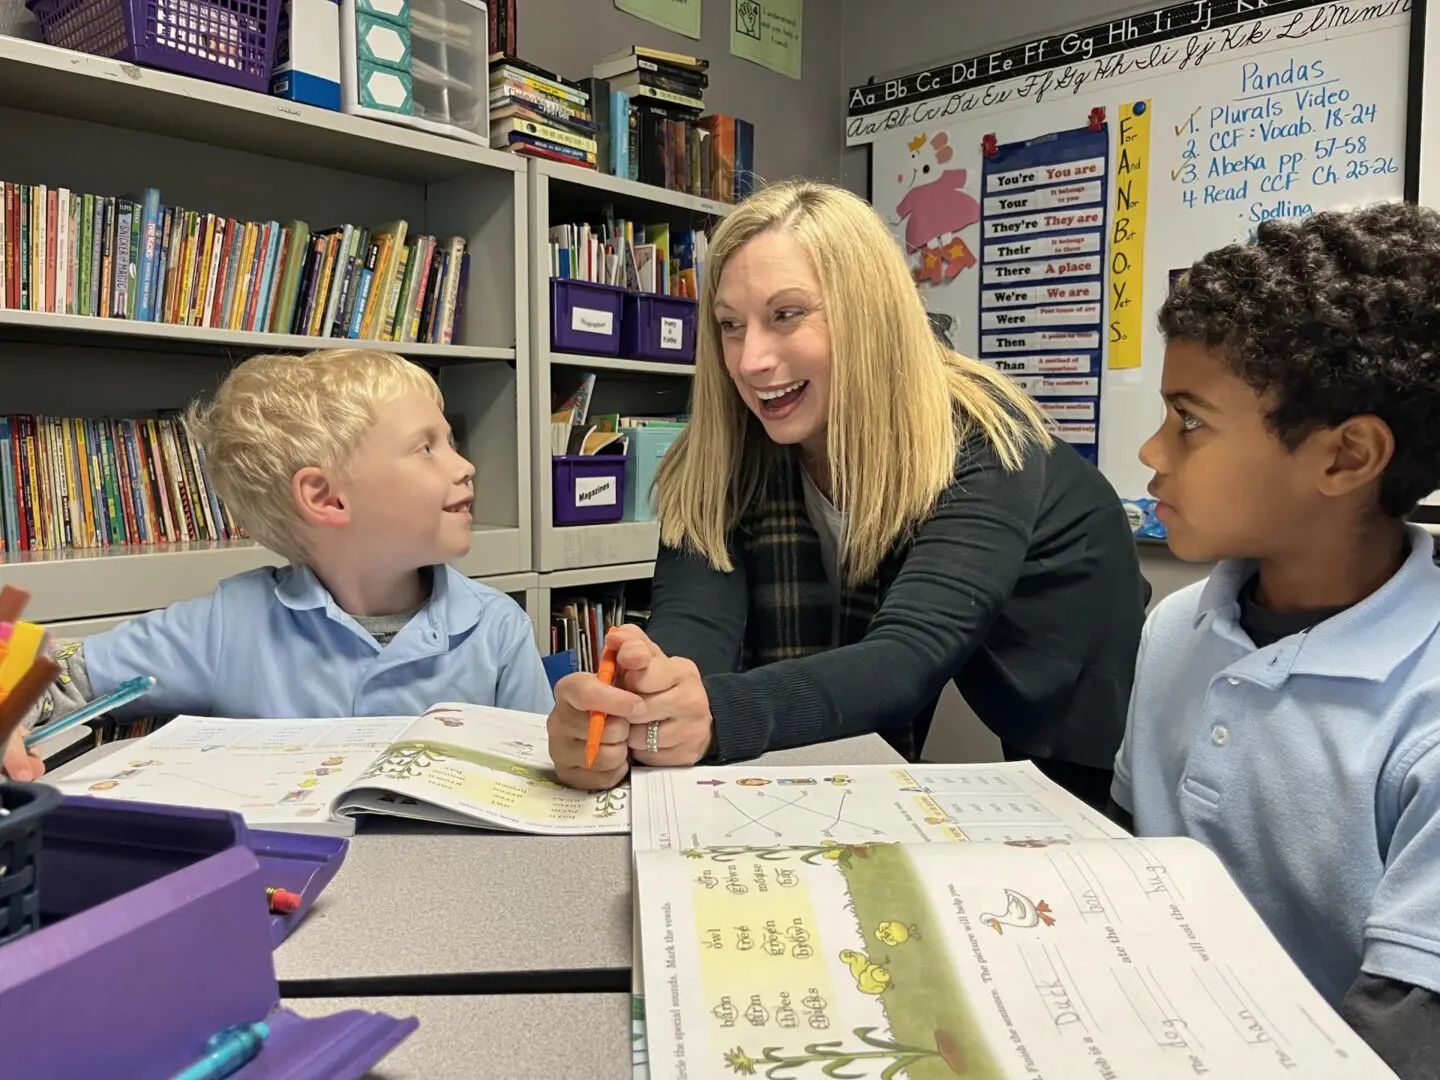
[
  {"xmin": 0, "ymin": 795, "xmax": 414, "ymax": 1079},
  {"xmin": 619, "ymin": 292, "xmax": 698, "ymax": 362},
  {"xmin": 554, "ymin": 454, "xmax": 626, "ymax": 525},
  {"xmin": 551, "ymin": 278, "xmax": 626, "ymax": 356}
]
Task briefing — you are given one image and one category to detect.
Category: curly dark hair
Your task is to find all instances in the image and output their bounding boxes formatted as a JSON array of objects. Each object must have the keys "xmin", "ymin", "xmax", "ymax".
[{"xmin": 1159, "ymin": 200, "xmax": 1440, "ymax": 516}]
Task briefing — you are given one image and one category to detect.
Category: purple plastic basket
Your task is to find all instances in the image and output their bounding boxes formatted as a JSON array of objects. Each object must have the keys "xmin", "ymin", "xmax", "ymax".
[
  {"xmin": 0, "ymin": 781, "xmax": 63, "ymax": 947},
  {"xmin": 554, "ymin": 455, "xmax": 626, "ymax": 526},
  {"xmin": 551, "ymin": 279, "xmax": 625, "ymax": 356},
  {"xmin": 26, "ymin": 0, "xmax": 280, "ymax": 94},
  {"xmin": 620, "ymin": 292, "xmax": 698, "ymax": 363}
]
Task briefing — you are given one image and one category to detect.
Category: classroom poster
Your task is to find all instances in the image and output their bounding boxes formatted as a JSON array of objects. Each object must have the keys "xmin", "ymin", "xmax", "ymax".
[
  {"xmin": 855, "ymin": 0, "xmax": 1409, "ymax": 500},
  {"xmin": 615, "ymin": 0, "xmax": 701, "ymax": 39},
  {"xmin": 731, "ymin": 0, "xmax": 803, "ymax": 79},
  {"xmin": 977, "ymin": 120, "xmax": 1111, "ymax": 463}
]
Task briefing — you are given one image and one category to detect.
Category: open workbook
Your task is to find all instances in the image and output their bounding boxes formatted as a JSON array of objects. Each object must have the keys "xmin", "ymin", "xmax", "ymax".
[
  {"xmin": 629, "ymin": 762, "xmax": 1397, "ymax": 1079},
  {"xmin": 48, "ymin": 703, "xmax": 629, "ymax": 836}
]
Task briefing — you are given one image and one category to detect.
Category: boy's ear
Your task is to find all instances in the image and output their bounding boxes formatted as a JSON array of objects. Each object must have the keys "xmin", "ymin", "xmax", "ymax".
[
  {"xmin": 1315, "ymin": 415, "xmax": 1394, "ymax": 499},
  {"xmin": 292, "ymin": 466, "xmax": 350, "ymax": 528}
]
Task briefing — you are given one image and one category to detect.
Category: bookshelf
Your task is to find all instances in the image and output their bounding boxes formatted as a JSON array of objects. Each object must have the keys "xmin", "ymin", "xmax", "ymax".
[
  {"xmin": 0, "ymin": 40, "xmax": 534, "ymax": 627},
  {"xmin": 526, "ymin": 159, "xmax": 727, "ymax": 601}
]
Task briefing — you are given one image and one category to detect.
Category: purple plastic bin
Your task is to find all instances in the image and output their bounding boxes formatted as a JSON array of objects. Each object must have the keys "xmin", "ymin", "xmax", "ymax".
[
  {"xmin": 26, "ymin": 0, "xmax": 281, "ymax": 94},
  {"xmin": 554, "ymin": 454, "xmax": 626, "ymax": 525},
  {"xmin": 620, "ymin": 292, "xmax": 698, "ymax": 363},
  {"xmin": 551, "ymin": 279, "xmax": 626, "ymax": 356},
  {"xmin": 0, "ymin": 796, "xmax": 414, "ymax": 1078}
]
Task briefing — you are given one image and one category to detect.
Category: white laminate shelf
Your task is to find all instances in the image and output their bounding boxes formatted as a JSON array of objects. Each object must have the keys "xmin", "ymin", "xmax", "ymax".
[
  {"xmin": 0, "ymin": 37, "xmax": 522, "ymax": 184},
  {"xmin": 535, "ymin": 157, "xmax": 734, "ymax": 217},
  {"xmin": 538, "ymin": 520, "xmax": 660, "ymax": 573},
  {"xmin": 0, "ymin": 309, "xmax": 516, "ymax": 363},
  {"xmin": 548, "ymin": 351, "xmax": 695, "ymax": 376},
  {"xmin": 2, "ymin": 526, "xmax": 526, "ymax": 622}
]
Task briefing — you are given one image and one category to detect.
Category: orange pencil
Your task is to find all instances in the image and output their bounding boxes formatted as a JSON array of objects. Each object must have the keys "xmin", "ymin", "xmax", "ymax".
[{"xmin": 584, "ymin": 644, "xmax": 619, "ymax": 769}]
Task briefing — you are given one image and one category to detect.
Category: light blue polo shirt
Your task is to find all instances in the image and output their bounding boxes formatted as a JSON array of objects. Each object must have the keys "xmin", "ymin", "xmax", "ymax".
[
  {"xmin": 84, "ymin": 564, "xmax": 554, "ymax": 721},
  {"xmin": 1114, "ymin": 525, "xmax": 1440, "ymax": 1006}
]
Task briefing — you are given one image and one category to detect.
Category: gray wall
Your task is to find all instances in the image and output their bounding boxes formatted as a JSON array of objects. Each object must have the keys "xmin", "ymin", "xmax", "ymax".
[
  {"xmin": 839, "ymin": 0, "xmax": 1157, "ymax": 192},
  {"xmin": 520, "ymin": 0, "xmax": 845, "ymax": 187}
]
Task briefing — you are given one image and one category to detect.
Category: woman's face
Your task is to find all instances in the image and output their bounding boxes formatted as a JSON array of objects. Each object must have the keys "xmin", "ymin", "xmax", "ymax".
[{"xmin": 714, "ymin": 230, "xmax": 832, "ymax": 456}]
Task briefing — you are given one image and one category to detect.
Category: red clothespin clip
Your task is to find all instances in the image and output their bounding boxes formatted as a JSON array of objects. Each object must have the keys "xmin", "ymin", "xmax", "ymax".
[
  {"xmin": 1088, "ymin": 106, "xmax": 1106, "ymax": 131},
  {"xmin": 981, "ymin": 133, "xmax": 998, "ymax": 158}
]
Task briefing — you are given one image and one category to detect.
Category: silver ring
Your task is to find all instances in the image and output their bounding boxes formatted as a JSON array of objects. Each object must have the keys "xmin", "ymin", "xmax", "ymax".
[{"xmin": 645, "ymin": 721, "xmax": 660, "ymax": 752}]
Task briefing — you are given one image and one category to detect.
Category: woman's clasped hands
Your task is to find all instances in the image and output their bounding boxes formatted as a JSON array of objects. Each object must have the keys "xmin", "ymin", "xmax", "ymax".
[{"xmin": 546, "ymin": 624, "xmax": 714, "ymax": 789}]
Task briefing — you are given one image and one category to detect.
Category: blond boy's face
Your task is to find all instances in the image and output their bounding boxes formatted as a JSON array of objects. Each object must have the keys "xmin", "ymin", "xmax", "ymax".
[{"xmin": 330, "ymin": 392, "xmax": 475, "ymax": 568}]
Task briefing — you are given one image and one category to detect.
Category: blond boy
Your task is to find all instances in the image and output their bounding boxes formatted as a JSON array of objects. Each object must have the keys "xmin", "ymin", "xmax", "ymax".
[{"xmin": 3, "ymin": 349, "xmax": 551, "ymax": 779}]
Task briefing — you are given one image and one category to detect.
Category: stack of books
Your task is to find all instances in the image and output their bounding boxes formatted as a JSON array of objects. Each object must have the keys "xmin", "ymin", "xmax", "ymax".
[
  {"xmin": 0, "ymin": 412, "xmax": 242, "ymax": 554},
  {"xmin": 488, "ymin": 55, "xmax": 598, "ymax": 170},
  {"xmin": 0, "ymin": 182, "xmax": 471, "ymax": 345},
  {"xmin": 584, "ymin": 46, "xmax": 753, "ymax": 203}
]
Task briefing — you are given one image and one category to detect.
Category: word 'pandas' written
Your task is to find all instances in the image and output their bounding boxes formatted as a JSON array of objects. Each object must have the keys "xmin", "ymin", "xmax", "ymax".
[{"xmin": 1173, "ymin": 57, "xmax": 1394, "ymax": 230}]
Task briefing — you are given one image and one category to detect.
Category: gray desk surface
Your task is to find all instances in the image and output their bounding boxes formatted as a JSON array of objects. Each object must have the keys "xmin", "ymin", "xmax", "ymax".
[
  {"xmin": 274, "ymin": 735, "xmax": 903, "ymax": 985},
  {"xmin": 51, "ymin": 734, "xmax": 904, "ymax": 984},
  {"xmin": 283, "ymin": 994, "xmax": 631, "ymax": 1079}
]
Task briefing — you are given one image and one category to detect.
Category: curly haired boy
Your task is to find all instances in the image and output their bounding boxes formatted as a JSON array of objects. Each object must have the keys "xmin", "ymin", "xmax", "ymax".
[{"xmin": 1112, "ymin": 201, "xmax": 1440, "ymax": 1076}]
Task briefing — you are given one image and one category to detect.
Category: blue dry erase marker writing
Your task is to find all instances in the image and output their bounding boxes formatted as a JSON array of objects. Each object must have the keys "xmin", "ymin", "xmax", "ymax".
[
  {"xmin": 168, "ymin": 1021, "xmax": 269, "ymax": 1080},
  {"xmin": 24, "ymin": 675, "xmax": 157, "ymax": 749}
]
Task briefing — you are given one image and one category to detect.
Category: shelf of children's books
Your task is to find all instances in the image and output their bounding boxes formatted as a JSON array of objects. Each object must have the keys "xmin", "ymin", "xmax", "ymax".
[
  {"xmin": 0, "ymin": 539, "xmax": 282, "ymax": 623},
  {"xmin": 0, "ymin": 37, "xmax": 521, "ymax": 185},
  {"xmin": 537, "ymin": 520, "xmax": 660, "ymax": 573},
  {"xmin": 548, "ymin": 352, "xmax": 695, "ymax": 377},
  {"xmin": 539, "ymin": 562, "xmax": 658, "ymax": 591},
  {"xmin": 534, "ymin": 159, "xmax": 734, "ymax": 219},
  {"xmin": 0, "ymin": 310, "xmax": 514, "ymax": 363}
]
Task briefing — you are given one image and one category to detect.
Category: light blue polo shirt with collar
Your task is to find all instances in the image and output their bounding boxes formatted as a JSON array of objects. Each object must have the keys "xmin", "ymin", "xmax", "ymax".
[
  {"xmin": 1113, "ymin": 525, "xmax": 1440, "ymax": 1007},
  {"xmin": 83, "ymin": 564, "xmax": 554, "ymax": 721}
]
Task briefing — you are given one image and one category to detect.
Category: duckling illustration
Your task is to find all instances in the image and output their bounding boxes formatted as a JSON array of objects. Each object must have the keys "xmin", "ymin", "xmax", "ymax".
[
  {"xmin": 875, "ymin": 921, "xmax": 919, "ymax": 947},
  {"xmin": 979, "ymin": 888, "xmax": 1056, "ymax": 935},
  {"xmin": 839, "ymin": 949, "xmax": 892, "ymax": 994}
]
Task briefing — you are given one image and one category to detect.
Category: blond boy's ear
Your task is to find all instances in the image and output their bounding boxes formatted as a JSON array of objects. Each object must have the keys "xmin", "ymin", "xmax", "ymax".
[{"xmin": 292, "ymin": 466, "xmax": 350, "ymax": 529}]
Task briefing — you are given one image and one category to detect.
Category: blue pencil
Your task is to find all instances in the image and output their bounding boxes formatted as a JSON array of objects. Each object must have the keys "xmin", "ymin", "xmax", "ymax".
[{"xmin": 24, "ymin": 675, "xmax": 157, "ymax": 749}]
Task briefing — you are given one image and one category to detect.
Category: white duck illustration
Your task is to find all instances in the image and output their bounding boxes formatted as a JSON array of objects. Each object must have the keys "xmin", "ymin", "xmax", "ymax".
[{"xmin": 980, "ymin": 888, "xmax": 1056, "ymax": 934}]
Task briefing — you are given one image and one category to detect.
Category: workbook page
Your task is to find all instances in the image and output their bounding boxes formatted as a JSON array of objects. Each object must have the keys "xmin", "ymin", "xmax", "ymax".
[
  {"xmin": 632, "ymin": 761, "xmax": 1127, "ymax": 852},
  {"xmin": 332, "ymin": 702, "xmax": 630, "ymax": 834},
  {"xmin": 49, "ymin": 715, "xmax": 412, "ymax": 830},
  {"xmin": 635, "ymin": 838, "xmax": 1395, "ymax": 1079}
]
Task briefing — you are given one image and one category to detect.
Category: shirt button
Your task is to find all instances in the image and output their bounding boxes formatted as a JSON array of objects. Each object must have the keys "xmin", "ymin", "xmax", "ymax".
[
  {"xmin": 1211, "ymin": 725, "xmax": 1229, "ymax": 746},
  {"xmin": 1226, "ymin": 676, "xmax": 1240, "ymax": 686}
]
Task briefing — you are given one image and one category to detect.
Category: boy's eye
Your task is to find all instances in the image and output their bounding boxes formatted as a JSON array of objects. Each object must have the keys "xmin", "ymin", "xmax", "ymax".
[{"xmin": 1177, "ymin": 408, "xmax": 1204, "ymax": 432}]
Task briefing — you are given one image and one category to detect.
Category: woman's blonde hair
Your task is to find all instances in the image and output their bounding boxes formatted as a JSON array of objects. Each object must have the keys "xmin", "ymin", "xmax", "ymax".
[
  {"xmin": 654, "ymin": 180, "xmax": 1052, "ymax": 587},
  {"xmin": 184, "ymin": 348, "xmax": 441, "ymax": 563}
]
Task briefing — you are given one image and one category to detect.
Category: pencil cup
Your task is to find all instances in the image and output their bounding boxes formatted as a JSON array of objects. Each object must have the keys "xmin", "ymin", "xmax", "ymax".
[{"xmin": 0, "ymin": 781, "xmax": 62, "ymax": 948}]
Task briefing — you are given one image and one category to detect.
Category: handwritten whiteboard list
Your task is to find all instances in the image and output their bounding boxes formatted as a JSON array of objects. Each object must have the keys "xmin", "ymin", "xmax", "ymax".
[{"xmin": 852, "ymin": 1, "xmax": 1410, "ymax": 498}]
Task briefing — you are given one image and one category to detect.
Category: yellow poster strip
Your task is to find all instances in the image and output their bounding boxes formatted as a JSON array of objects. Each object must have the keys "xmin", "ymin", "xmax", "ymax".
[{"xmin": 1107, "ymin": 100, "xmax": 1151, "ymax": 370}]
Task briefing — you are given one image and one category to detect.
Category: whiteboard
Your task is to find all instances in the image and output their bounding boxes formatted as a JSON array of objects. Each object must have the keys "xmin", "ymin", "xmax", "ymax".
[{"xmin": 854, "ymin": 0, "xmax": 1410, "ymax": 500}]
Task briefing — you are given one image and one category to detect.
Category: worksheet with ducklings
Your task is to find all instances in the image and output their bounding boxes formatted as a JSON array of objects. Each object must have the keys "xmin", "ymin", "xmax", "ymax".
[{"xmin": 630, "ymin": 764, "xmax": 1396, "ymax": 1078}]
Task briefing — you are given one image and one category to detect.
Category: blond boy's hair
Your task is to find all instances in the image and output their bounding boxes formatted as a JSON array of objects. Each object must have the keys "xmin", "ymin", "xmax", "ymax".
[
  {"xmin": 654, "ymin": 180, "xmax": 1052, "ymax": 587},
  {"xmin": 184, "ymin": 348, "xmax": 442, "ymax": 563}
]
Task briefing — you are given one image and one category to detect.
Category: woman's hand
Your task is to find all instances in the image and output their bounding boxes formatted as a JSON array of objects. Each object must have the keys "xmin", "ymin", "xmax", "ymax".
[
  {"xmin": 609, "ymin": 625, "xmax": 715, "ymax": 768},
  {"xmin": 546, "ymin": 665, "xmax": 646, "ymax": 790}
]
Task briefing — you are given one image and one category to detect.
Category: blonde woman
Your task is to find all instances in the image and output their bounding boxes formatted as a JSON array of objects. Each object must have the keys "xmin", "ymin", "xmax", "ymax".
[{"xmin": 546, "ymin": 181, "xmax": 1145, "ymax": 808}]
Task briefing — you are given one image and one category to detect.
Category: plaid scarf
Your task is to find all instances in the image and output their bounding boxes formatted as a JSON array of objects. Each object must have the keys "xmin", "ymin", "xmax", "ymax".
[{"xmin": 735, "ymin": 455, "xmax": 927, "ymax": 759}]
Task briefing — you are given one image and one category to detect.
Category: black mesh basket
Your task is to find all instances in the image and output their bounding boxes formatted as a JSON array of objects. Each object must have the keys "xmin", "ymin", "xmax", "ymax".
[{"xmin": 0, "ymin": 782, "xmax": 63, "ymax": 947}]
